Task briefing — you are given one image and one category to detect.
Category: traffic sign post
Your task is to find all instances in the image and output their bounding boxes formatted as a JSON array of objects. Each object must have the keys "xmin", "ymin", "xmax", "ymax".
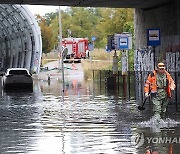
[
  {"xmin": 114, "ymin": 33, "xmax": 132, "ymax": 50},
  {"xmin": 106, "ymin": 33, "xmax": 132, "ymax": 75},
  {"xmin": 107, "ymin": 35, "xmax": 115, "ymax": 51},
  {"xmin": 58, "ymin": 6, "xmax": 65, "ymax": 95},
  {"xmin": 91, "ymin": 36, "xmax": 96, "ymax": 48},
  {"xmin": 147, "ymin": 29, "xmax": 161, "ymax": 69},
  {"xmin": 147, "ymin": 29, "xmax": 160, "ymax": 46},
  {"xmin": 106, "ymin": 33, "xmax": 132, "ymax": 93},
  {"xmin": 119, "ymin": 37, "xmax": 128, "ymax": 49},
  {"xmin": 90, "ymin": 36, "xmax": 96, "ymax": 70},
  {"xmin": 88, "ymin": 43, "xmax": 94, "ymax": 51},
  {"xmin": 121, "ymin": 50, "xmax": 128, "ymax": 75},
  {"xmin": 113, "ymin": 50, "xmax": 118, "ymax": 75},
  {"xmin": 114, "ymin": 33, "xmax": 132, "ymax": 76},
  {"xmin": 91, "ymin": 36, "xmax": 96, "ymax": 42}
]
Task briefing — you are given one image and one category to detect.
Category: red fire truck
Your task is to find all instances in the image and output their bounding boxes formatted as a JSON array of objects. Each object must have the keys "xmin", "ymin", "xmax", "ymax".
[{"xmin": 62, "ymin": 37, "xmax": 89, "ymax": 61}]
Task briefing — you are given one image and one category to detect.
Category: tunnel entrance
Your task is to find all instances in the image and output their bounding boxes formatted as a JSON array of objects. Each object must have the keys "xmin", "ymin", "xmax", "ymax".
[{"xmin": 0, "ymin": 4, "xmax": 42, "ymax": 73}]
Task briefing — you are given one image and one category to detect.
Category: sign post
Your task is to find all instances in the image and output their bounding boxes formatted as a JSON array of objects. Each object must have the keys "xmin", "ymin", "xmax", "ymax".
[
  {"xmin": 115, "ymin": 33, "xmax": 132, "ymax": 99},
  {"xmin": 147, "ymin": 29, "xmax": 160, "ymax": 46},
  {"xmin": 121, "ymin": 50, "xmax": 128, "ymax": 75},
  {"xmin": 91, "ymin": 36, "xmax": 96, "ymax": 42},
  {"xmin": 147, "ymin": 29, "xmax": 161, "ymax": 69},
  {"xmin": 107, "ymin": 35, "xmax": 115, "ymax": 51},
  {"xmin": 91, "ymin": 36, "xmax": 96, "ymax": 49},
  {"xmin": 58, "ymin": 6, "xmax": 65, "ymax": 95},
  {"xmin": 114, "ymin": 33, "xmax": 132, "ymax": 75},
  {"xmin": 113, "ymin": 50, "xmax": 118, "ymax": 75},
  {"xmin": 106, "ymin": 33, "xmax": 132, "ymax": 95},
  {"xmin": 114, "ymin": 33, "xmax": 132, "ymax": 50},
  {"xmin": 105, "ymin": 45, "xmax": 112, "ymax": 70},
  {"xmin": 90, "ymin": 36, "xmax": 96, "ymax": 70}
]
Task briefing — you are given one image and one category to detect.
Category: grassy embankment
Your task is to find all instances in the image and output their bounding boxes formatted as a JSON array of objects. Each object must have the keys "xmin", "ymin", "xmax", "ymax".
[
  {"xmin": 41, "ymin": 52, "xmax": 59, "ymax": 66},
  {"xmin": 81, "ymin": 48, "xmax": 114, "ymax": 79}
]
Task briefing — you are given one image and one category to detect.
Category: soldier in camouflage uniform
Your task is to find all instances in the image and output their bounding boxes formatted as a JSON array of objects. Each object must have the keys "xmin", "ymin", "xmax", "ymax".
[{"xmin": 144, "ymin": 62, "xmax": 176, "ymax": 119}]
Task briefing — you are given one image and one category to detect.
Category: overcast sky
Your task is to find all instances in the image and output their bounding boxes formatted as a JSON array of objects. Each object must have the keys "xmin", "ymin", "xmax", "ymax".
[{"xmin": 25, "ymin": 5, "xmax": 67, "ymax": 16}]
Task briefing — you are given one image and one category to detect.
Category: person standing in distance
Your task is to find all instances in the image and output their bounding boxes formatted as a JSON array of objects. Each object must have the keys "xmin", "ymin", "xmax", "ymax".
[{"xmin": 144, "ymin": 62, "xmax": 176, "ymax": 119}]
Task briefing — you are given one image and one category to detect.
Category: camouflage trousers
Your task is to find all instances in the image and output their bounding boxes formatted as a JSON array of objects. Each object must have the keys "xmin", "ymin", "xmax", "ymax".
[{"xmin": 151, "ymin": 92, "xmax": 168, "ymax": 119}]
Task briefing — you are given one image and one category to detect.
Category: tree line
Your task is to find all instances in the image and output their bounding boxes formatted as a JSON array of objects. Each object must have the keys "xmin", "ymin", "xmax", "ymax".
[{"xmin": 35, "ymin": 7, "xmax": 134, "ymax": 54}]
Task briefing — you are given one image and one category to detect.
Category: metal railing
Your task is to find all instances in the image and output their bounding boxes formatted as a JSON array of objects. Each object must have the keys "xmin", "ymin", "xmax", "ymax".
[{"xmin": 92, "ymin": 70, "xmax": 180, "ymax": 111}]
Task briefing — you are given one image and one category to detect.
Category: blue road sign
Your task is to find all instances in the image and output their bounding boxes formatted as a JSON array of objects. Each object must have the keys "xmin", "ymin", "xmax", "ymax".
[
  {"xmin": 91, "ymin": 36, "xmax": 96, "ymax": 42},
  {"xmin": 119, "ymin": 37, "xmax": 128, "ymax": 49},
  {"xmin": 147, "ymin": 29, "xmax": 160, "ymax": 46},
  {"xmin": 114, "ymin": 33, "xmax": 132, "ymax": 50},
  {"xmin": 88, "ymin": 43, "xmax": 94, "ymax": 51}
]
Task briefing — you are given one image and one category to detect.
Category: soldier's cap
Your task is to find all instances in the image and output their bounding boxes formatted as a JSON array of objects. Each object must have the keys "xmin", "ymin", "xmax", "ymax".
[{"xmin": 157, "ymin": 62, "xmax": 165, "ymax": 69}]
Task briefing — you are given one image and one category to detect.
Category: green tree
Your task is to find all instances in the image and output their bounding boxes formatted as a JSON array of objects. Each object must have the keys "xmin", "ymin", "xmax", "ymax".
[
  {"xmin": 36, "ymin": 15, "xmax": 54, "ymax": 53},
  {"xmin": 94, "ymin": 8, "xmax": 134, "ymax": 48},
  {"xmin": 66, "ymin": 7, "xmax": 97, "ymax": 39},
  {"xmin": 35, "ymin": 7, "xmax": 134, "ymax": 53}
]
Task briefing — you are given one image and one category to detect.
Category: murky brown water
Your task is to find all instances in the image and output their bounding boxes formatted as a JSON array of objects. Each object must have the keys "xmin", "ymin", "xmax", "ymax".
[{"xmin": 0, "ymin": 73, "xmax": 180, "ymax": 154}]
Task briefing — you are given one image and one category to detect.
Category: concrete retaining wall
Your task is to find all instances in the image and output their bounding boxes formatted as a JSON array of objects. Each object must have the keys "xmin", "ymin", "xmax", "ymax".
[{"xmin": 134, "ymin": 0, "xmax": 180, "ymax": 71}]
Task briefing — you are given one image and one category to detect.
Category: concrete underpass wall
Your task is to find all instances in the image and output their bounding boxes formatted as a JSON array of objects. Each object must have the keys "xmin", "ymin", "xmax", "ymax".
[
  {"xmin": 134, "ymin": 0, "xmax": 180, "ymax": 72},
  {"xmin": 134, "ymin": 0, "xmax": 180, "ymax": 105}
]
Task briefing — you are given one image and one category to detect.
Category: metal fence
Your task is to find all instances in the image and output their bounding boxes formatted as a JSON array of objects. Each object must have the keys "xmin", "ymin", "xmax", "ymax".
[{"xmin": 92, "ymin": 70, "xmax": 180, "ymax": 111}]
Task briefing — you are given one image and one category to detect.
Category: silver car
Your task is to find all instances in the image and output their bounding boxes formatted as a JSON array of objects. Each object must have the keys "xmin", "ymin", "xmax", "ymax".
[{"xmin": 2, "ymin": 68, "xmax": 33, "ymax": 91}]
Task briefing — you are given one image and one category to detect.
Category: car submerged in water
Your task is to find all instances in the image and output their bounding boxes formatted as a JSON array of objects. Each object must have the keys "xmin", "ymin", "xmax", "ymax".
[{"xmin": 2, "ymin": 68, "xmax": 33, "ymax": 91}]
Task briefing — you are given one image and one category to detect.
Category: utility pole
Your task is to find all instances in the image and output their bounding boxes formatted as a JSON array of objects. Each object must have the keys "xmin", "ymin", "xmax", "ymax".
[{"xmin": 58, "ymin": 6, "xmax": 65, "ymax": 93}]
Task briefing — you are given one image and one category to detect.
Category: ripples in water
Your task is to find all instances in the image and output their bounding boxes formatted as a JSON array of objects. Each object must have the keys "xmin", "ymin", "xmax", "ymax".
[{"xmin": 0, "ymin": 79, "xmax": 179, "ymax": 154}]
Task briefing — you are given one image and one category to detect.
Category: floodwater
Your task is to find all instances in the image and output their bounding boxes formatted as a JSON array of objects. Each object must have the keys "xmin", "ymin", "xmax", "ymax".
[{"xmin": 0, "ymin": 71, "xmax": 180, "ymax": 154}]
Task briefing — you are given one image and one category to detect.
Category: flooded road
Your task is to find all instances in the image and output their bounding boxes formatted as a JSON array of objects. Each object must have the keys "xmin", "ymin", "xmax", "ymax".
[{"xmin": 0, "ymin": 69, "xmax": 180, "ymax": 154}]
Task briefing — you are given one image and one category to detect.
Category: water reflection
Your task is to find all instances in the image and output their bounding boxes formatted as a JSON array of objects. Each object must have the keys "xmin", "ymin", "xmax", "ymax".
[{"xmin": 0, "ymin": 72, "xmax": 179, "ymax": 154}]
